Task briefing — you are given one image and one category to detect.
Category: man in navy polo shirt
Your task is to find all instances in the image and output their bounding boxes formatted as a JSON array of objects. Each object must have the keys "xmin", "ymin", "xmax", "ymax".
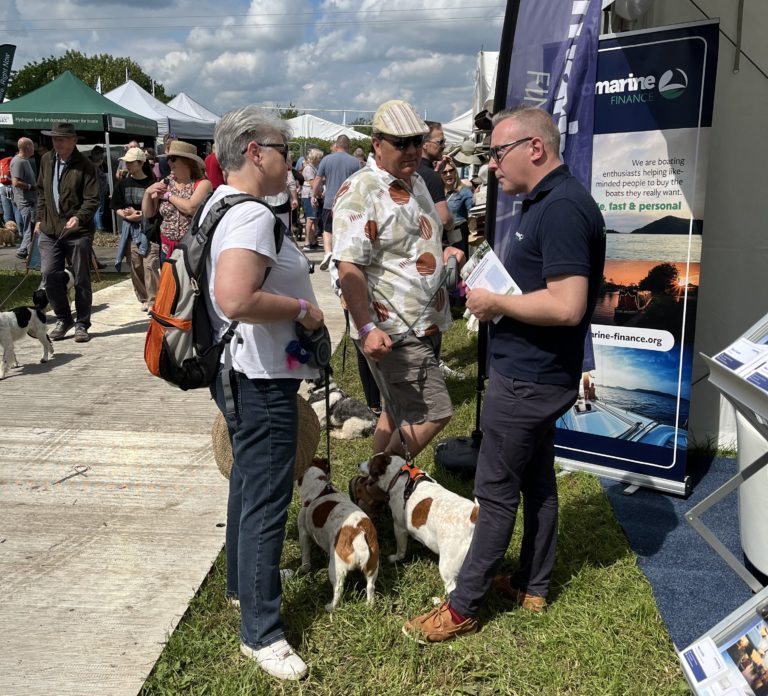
[{"xmin": 404, "ymin": 106, "xmax": 605, "ymax": 643}]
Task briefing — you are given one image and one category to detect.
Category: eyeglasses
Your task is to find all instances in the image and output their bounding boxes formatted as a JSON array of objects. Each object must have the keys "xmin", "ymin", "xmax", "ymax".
[
  {"xmin": 427, "ymin": 138, "xmax": 446, "ymax": 147},
  {"xmin": 489, "ymin": 137, "xmax": 533, "ymax": 164},
  {"xmin": 241, "ymin": 141, "xmax": 289, "ymax": 160},
  {"xmin": 378, "ymin": 134, "xmax": 425, "ymax": 150}
]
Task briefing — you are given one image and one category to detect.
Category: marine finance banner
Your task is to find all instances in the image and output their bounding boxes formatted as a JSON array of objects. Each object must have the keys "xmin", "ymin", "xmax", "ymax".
[{"xmin": 555, "ymin": 21, "xmax": 719, "ymax": 487}]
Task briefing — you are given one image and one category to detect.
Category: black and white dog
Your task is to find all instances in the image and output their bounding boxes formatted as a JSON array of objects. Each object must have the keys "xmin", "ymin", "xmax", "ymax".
[
  {"xmin": 302, "ymin": 376, "xmax": 379, "ymax": 440},
  {"xmin": 1, "ymin": 289, "xmax": 53, "ymax": 379}
]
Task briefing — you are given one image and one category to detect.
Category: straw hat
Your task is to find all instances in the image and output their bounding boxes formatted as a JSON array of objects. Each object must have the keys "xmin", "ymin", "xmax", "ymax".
[
  {"xmin": 211, "ymin": 396, "xmax": 321, "ymax": 481},
  {"xmin": 166, "ymin": 140, "xmax": 205, "ymax": 168},
  {"xmin": 451, "ymin": 138, "xmax": 485, "ymax": 166}
]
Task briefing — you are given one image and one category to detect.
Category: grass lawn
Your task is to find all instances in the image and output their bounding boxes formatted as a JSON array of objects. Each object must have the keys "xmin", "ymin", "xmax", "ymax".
[
  {"xmin": 0, "ymin": 268, "xmax": 129, "ymax": 310},
  {"xmin": 141, "ymin": 315, "xmax": 689, "ymax": 696}
]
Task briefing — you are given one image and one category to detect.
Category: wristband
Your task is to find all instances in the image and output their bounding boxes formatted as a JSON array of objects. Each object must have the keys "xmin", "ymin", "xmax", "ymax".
[
  {"xmin": 295, "ymin": 298, "xmax": 308, "ymax": 321},
  {"xmin": 358, "ymin": 322, "xmax": 376, "ymax": 338},
  {"xmin": 162, "ymin": 191, "xmax": 172, "ymax": 201}
]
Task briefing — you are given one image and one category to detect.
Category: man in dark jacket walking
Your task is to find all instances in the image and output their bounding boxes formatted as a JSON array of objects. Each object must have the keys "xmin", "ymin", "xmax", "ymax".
[{"xmin": 35, "ymin": 122, "xmax": 100, "ymax": 343}]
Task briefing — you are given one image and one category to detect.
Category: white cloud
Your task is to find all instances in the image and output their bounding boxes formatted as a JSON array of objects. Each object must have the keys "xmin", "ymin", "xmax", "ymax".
[{"xmin": 7, "ymin": 0, "xmax": 505, "ymax": 122}]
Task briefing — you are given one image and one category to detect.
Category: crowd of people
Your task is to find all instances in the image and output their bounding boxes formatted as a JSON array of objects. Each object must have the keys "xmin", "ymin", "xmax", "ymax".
[{"xmin": 1, "ymin": 101, "xmax": 605, "ymax": 683}]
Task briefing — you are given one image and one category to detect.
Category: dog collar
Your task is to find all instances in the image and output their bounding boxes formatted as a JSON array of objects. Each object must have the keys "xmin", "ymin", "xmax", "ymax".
[{"xmin": 304, "ymin": 482, "xmax": 335, "ymax": 507}]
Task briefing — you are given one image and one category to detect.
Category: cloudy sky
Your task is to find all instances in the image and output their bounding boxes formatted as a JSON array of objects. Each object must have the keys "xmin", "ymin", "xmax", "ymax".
[{"xmin": 2, "ymin": 0, "xmax": 506, "ymax": 124}]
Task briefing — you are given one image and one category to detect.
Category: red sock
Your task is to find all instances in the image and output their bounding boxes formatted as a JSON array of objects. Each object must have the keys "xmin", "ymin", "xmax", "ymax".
[{"xmin": 447, "ymin": 603, "xmax": 469, "ymax": 624}]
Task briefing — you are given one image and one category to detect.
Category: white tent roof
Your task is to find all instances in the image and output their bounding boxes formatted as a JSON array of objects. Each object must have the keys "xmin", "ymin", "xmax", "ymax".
[
  {"xmin": 285, "ymin": 114, "xmax": 369, "ymax": 141},
  {"xmin": 104, "ymin": 81, "xmax": 215, "ymax": 140},
  {"xmin": 443, "ymin": 109, "xmax": 473, "ymax": 143},
  {"xmin": 474, "ymin": 51, "xmax": 499, "ymax": 116},
  {"xmin": 167, "ymin": 92, "xmax": 220, "ymax": 122}
]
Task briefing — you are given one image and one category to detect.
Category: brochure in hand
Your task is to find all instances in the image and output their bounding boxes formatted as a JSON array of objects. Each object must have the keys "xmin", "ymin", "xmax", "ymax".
[{"xmin": 460, "ymin": 241, "xmax": 521, "ymax": 324}]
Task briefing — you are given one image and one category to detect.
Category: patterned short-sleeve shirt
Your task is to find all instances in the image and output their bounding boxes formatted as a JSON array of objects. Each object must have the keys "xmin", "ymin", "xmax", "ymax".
[{"xmin": 332, "ymin": 158, "xmax": 451, "ymax": 337}]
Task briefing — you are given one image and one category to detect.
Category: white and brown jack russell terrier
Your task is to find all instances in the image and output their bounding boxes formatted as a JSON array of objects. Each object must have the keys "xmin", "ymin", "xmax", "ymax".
[
  {"xmin": 297, "ymin": 458, "xmax": 380, "ymax": 612},
  {"xmin": 359, "ymin": 453, "xmax": 478, "ymax": 595}
]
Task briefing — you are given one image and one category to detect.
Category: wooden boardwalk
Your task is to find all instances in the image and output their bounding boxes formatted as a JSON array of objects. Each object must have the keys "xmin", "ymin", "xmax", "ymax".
[{"xmin": 0, "ymin": 258, "xmax": 345, "ymax": 696}]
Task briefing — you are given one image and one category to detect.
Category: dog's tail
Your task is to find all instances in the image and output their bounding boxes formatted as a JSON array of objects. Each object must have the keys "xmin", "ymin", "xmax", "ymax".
[{"xmin": 353, "ymin": 518, "xmax": 380, "ymax": 578}]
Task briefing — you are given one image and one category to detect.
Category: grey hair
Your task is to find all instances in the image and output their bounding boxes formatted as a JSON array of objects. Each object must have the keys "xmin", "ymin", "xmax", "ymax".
[
  {"xmin": 492, "ymin": 107, "xmax": 560, "ymax": 154},
  {"xmin": 215, "ymin": 106, "xmax": 292, "ymax": 173}
]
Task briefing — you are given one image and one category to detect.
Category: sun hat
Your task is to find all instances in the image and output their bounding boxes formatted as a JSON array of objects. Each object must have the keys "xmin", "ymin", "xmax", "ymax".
[
  {"xmin": 471, "ymin": 164, "xmax": 489, "ymax": 187},
  {"xmin": 451, "ymin": 138, "xmax": 484, "ymax": 166},
  {"xmin": 41, "ymin": 122, "xmax": 82, "ymax": 139},
  {"xmin": 119, "ymin": 147, "xmax": 147, "ymax": 163},
  {"xmin": 166, "ymin": 140, "xmax": 205, "ymax": 168},
  {"xmin": 372, "ymin": 100, "xmax": 430, "ymax": 137},
  {"xmin": 211, "ymin": 396, "xmax": 321, "ymax": 481}
]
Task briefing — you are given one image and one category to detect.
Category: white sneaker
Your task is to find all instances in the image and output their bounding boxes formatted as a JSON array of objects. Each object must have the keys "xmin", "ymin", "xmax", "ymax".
[
  {"xmin": 319, "ymin": 252, "xmax": 333, "ymax": 271},
  {"xmin": 241, "ymin": 638, "xmax": 308, "ymax": 680},
  {"xmin": 439, "ymin": 360, "xmax": 465, "ymax": 380}
]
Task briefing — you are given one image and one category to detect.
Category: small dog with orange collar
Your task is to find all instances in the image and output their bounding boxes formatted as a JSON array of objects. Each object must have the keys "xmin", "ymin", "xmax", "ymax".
[
  {"xmin": 297, "ymin": 457, "xmax": 380, "ymax": 612},
  {"xmin": 359, "ymin": 453, "xmax": 478, "ymax": 595}
]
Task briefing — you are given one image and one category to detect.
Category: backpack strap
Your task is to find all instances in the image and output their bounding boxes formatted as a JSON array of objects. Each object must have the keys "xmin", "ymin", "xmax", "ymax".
[{"xmin": 192, "ymin": 193, "xmax": 285, "ymax": 417}]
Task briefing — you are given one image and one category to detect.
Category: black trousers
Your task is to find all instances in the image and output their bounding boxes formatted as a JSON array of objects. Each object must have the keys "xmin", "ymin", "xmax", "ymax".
[{"xmin": 449, "ymin": 368, "xmax": 577, "ymax": 617}]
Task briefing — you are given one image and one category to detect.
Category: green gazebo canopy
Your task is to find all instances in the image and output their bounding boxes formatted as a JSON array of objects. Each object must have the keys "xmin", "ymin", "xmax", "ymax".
[{"xmin": 0, "ymin": 70, "xmax": 157, "ymax": 138}]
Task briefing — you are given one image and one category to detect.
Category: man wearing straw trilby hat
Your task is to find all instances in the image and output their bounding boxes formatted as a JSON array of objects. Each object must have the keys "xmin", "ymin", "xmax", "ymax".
[
  {"xmin": 35, "ymin": 122, "xmax": 100, "ymax": 343},
  {"xmin": 333, "ymin": 99, "xmax": 465, "ymax": 461}
]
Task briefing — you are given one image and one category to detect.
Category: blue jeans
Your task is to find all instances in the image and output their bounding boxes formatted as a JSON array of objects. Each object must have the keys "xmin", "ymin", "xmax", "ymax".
[
  {"xmin": 0, "ymin": 186, "xmax": 15, "ymax": 225},
  {"xmin": 211, "ymin": 371, "xmax": 300, "ymax": 650},
  {"xmin": 17, "ymin": 203, "xmax": 35, "ymax": 253}
]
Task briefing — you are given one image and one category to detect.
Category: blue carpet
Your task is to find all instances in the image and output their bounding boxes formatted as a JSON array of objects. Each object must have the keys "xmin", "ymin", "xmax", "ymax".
[{"xmin": 601, "ymin": 457, "xmax": 755, "ymax": 649}]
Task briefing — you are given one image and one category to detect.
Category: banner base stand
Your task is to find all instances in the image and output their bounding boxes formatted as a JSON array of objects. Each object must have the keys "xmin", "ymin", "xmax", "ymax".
[{"xmin": 558, "ymin": 457, "xmax": 691, "ymax": 497}]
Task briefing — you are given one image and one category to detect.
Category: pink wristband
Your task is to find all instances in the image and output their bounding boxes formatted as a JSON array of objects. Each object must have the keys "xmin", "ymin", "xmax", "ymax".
[
  {"xmin": 162, "ymin": 191, "xmax": 172, "ymax": 201},
  {"xmin": 358, "ymin": 321, "xmax": 376, "ymax": 338},
  {"xmin": 295, "ymin": 298, "xmax": 308, "ymax": 321}
]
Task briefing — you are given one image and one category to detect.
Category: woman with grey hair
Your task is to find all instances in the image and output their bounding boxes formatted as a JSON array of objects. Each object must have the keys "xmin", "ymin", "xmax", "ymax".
[{"xmin": 204, "ymin": 106, "xmax": 324, "ymax": 682}]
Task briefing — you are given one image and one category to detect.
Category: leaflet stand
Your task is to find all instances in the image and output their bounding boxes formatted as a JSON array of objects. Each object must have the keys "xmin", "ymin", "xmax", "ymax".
[
  {"xmin": 678, "ymin": 315, "xmax": 768, "ymax": 694},
  {"xmin": 684, "ymin": 386, "xmax": 768, "ymax": 593}
]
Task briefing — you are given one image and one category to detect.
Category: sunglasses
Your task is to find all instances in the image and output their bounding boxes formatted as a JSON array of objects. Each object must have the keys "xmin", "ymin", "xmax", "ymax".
[
  {"xmin": 378, "ymin": 134, "xmax": 425, "ymax": 150},
  {"xmin": 427, "ymin": 138, "xmax": 446, "ymax": 147},
  {"xmin": 489, "ymin": 137, "xmax": 533, "ymax": 164},
  {"xmin": 168, "ymin": 155, "xmax": 182, "ymax": 162},
  {"xmin": 241, "ymin": 141, "xmax": 289, "ymax": 160}
]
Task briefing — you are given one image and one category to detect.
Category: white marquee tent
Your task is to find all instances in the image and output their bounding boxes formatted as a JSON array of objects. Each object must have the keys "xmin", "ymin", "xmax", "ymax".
[
  {"xmin": 285, "ymin": 114, "xmax": 369, "ymax": 141},
  {"xmin": 167, "ymin": 92, "xmax": 220, "ymax": 123},
  {"xmin": 105, "ymin": 81, "xmax": 216, "ymax": 140},
  {"xmin": 442, "ymin": 110, "xmax": 473, "ymax": 143}
]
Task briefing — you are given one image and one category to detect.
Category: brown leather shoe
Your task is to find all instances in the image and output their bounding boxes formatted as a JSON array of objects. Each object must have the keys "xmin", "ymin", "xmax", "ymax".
[
  {"xmin": 402, "ymin": 602, "xmax": 478, "ymax": 644},
  {"xmin": 493, "ymin": 575, "xmax": 547, "ymax": 613}
]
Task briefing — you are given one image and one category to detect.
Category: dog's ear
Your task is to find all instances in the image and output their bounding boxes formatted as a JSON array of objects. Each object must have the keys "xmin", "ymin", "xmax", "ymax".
[
  {"xmin": 369, "ymin": 452, "xmax": 390, "ymax": 477},
  {"xmin": 311, "ymin": 456, "xmax": 331, "ymax": 474}
]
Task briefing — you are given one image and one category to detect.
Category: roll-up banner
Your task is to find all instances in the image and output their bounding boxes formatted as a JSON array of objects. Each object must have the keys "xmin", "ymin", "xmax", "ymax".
[
  {"xmin": 555, "ymin": 20, "xmax": 718, "ymax": 495},
  {"xmin": 0, "ymin": 45, "xmax": 15, "ymax": 103},
  {"xmin": 493, "ymin": 6, "xmax": 719, "ymax": 494}
]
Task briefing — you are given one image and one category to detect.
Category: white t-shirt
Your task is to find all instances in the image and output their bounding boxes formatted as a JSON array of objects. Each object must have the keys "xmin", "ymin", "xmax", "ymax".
[{"xmin": 204, "ymin": 185, "xmax": 319, "ymax": 380}]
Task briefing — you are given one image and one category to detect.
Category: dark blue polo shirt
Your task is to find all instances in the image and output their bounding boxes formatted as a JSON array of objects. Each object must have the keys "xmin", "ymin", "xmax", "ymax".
[{"xmin": 490, "ymin": 164, "xmax": 605, "ymax": 386}]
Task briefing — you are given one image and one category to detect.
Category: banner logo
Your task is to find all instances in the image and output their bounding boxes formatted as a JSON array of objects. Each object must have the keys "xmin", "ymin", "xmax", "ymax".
[{"xmin": 658, "ymin": 68, "xmax": 688, "ymax": 99}]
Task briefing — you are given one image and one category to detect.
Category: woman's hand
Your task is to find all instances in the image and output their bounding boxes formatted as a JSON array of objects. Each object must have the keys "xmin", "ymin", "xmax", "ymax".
[
  {"xmin": 298, "ymin": 302, "xmax": 324, "ymax": 332},
  {"xmin": 146, "ymin": 181, "xmax": 167, "ymax": 200}
]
